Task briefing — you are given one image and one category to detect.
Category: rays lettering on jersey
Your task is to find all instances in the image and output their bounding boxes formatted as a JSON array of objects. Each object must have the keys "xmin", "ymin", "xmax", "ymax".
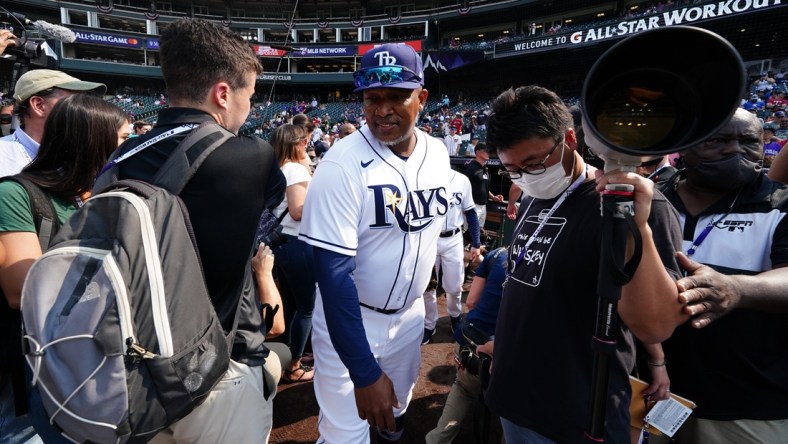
[
  {"xmin": 368, "ymin": 184, "xmax": 448, "ymax": 232},
  {"xmin": 450, "ymin": 191, "xmax": 463, "ymax": 207}
]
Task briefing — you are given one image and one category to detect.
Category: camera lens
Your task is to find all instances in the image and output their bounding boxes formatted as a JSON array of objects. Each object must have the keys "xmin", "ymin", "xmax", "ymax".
[{"xmin": 594, "ymin": 85, "xmax": 679, "ymax": 150}]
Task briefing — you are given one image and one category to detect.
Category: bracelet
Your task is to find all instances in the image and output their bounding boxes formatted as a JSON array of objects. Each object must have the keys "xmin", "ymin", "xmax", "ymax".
[{"xmin": 647, "ymin": 359, "xmax": 667, "ymax": 367}]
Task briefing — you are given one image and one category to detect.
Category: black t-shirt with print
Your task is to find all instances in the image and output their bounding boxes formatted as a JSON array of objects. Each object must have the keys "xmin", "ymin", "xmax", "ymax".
[{"xmin": 485, "ymin": 180, "xmax": 682, "ymax": 444}]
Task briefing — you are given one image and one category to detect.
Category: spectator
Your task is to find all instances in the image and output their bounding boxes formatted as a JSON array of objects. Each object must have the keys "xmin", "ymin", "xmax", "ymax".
[
  {"xmin": 131, "ymin": 120, "xmax": 153, "ymax": 137},
  {"xmin": 464, "ymin": 143, "xmax": 504, "ymax": 228},
  {"xmin": 0, "ymin": 99, "xmax": 14, "ymax": 137},
  {"xmin": 465, "ymin": 135, "xmax": 479, "ymax": 157},
  {"xmin": 482, "ymin": 85, "xmax": 686, "ymax": 443},
  {"xmin": 753, "ymin": 72, "xmax": 776, "ymax": 92},
  {"xmin": 776, "ymin": 111, "xmax": 788, "ymax": 140},
  {"xmin": 741, "ymin": 94, "xmax": 764, "ymax": 113},
  {"xmin": 450, "ymin": 112, "xmax": 464, "ymax": 134},
  {"xmin": 654, "ymin": 108, "xmax": 788, "ymax": 443},
  {"xmin": 767, "ymin": 89, "xmax": 787, "ymax": 111},
  {"xmin": 0, "ymin": 70, "xmax": 106, "ymax": 177},
  {"xmin": 112, "ymin": 18, "xmax": 286, "ymax": 443},
  {"xmin": 114, "ymin": 111, "xmax": 132, "ymax": 147},
  {"xmin": 764, "ymin": 126, "xmax": 782, "ymax": 167},
  {"xmin": 0, "ymin": 95, "xmax": 123, "ymax": 444},
  {"xmin": 337, "ymin": 122, "xmax": 357, "ymax": 140},
  {"xmin": 269, "ymin": 124, "xmax": 317, "ymax": 383},
  {"xmin": 443, "ymin": 126, "xmax": 462, "ymax": 156}
]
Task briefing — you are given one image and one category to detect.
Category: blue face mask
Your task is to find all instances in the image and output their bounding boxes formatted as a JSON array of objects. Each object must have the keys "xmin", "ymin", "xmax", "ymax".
[{"xmin": 686, "ymin": 153, "xmax": 761, "ymax": 192}]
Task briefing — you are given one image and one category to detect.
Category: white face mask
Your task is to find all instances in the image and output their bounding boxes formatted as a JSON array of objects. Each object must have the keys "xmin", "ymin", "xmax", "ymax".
[{"xmin": 512, "ymin": 143, "xmax": 573, "ymax": 199}]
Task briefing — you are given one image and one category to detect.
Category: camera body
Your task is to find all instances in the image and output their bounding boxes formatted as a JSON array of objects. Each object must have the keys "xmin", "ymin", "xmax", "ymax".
[
  {"xmin": 257, "ymin": 224, "xmax": 288, "ymax": 250},
  {"xmin": 458, "ymin": 323, "xmax": 493, "ymax": 389}
]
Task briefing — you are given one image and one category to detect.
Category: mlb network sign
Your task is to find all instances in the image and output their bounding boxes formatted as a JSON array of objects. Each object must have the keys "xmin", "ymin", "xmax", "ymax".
[{"xmin": 495, "ymin": 0, "xmax": 782, "ymax": 57}]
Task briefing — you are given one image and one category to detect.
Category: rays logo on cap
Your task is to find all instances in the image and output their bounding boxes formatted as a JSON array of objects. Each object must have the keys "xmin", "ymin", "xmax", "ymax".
[
  {"xmin": 353, "ymin": 43, "xmax": 424, "ymax": 92},
  {"xmin": 374, "ymin": 51, "xmax": 399, "ymax": 66}
]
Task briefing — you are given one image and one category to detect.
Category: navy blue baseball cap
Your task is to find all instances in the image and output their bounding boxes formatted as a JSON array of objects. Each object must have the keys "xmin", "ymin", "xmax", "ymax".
[{"xmin": 353, "ymin": 43, "xmax": 424, "ymax": 92}]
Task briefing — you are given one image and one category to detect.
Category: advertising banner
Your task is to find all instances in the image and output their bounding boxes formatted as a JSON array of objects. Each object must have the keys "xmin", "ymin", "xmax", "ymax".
[
  {"xmin": 73, "ymin": 31, "xmax": 143, "ymax": 48},
  {"xmin": 494, "ymin": 0, "xmax": 783, "ymax": 58}
]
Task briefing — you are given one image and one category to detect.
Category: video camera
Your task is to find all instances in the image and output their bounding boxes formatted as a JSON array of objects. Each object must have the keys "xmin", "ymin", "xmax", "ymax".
[
  {"xmin": 1, "ymin": 9, "xmax": 74, "ymax": 69},
  {"xmin": 1, "ymin": 24, "xmax": 47, "ymax": 66},
  {"xmin": 458, "ymin": 323, "xmax": 492, "ymax": 389}
]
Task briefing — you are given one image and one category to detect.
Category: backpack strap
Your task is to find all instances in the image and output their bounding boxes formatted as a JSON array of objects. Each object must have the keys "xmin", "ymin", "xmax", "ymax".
[
  {"xmin": 150, "ymin": 121, "xmax": 235, "ymax": 195},
  {"xmin": 4, "ymin": 176, "xmax": 60, "ymax": 251},
  {"xmin": 0, "ymin": 175, "xmax": 59, "ymax": 416}
]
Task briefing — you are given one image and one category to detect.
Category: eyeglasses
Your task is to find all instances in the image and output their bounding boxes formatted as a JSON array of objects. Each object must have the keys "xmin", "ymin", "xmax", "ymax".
[
  {"xmin": 498, "ymin": 135, "xmax": 564, "ymax": 179},
  {"xmin": 353, "ymin": 66, "xmax": 422, "ymax": 90}
]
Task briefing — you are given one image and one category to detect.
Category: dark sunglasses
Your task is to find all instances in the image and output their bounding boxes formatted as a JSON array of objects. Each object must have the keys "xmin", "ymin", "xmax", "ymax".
[{"xmin": 353, "ymin": 66, "xmax": 422, "ymax": 90}]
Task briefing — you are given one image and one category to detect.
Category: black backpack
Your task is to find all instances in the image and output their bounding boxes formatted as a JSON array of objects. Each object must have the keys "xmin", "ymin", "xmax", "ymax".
[
  {"xmin": 0, "ymin": 175, "xmax": 60, "ymax": 417},
  {"xmin": 20, "ymin": 122, "xmax": 244, "ymax": 443}
]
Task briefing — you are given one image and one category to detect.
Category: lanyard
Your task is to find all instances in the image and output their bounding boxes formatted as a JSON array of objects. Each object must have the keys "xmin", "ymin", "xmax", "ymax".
[
  {"xmin": 506, "ymin": 169, "xmax": 588, "ymax": 280},
  {"xmin": 686, "ymin": 188, "xmax": 742, "ymax": 257},
  {"xmin": 97, "ymin": 124, "xmax": 197, "ymax": 177}
]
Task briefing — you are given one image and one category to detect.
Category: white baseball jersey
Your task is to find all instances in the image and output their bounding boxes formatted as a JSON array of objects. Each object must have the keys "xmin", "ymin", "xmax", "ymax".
[
  {"xmin": 442, "ymin": 169, "xmax": 476, "ymax": 233},
  {"xmin": 443, "ymin": 134, "xmax": 462, "ymax": 156},
  {"xmin": 300, "ymin": 125, "xmax": 451, "ymax": 311}
]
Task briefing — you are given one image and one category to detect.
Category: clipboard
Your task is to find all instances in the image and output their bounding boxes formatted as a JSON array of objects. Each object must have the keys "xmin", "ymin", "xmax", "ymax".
[{"xmin": 629, "ymin": 376, "xmax": 696, "ymax": 437}]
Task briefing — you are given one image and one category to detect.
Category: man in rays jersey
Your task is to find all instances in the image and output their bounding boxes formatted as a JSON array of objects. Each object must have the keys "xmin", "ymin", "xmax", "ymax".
[{"xmin": 299, "ymin": 43, "xmax": 451, "ymax": 444}]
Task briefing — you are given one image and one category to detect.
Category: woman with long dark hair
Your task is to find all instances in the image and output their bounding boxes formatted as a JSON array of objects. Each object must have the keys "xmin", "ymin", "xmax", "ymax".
[
  {"xmin": 269, "ymin": 123, "xmax": 317, "ymax": 382},
  {"xmin": 0, "ymin": 94, "xmax": 125, "ymax": 443}
]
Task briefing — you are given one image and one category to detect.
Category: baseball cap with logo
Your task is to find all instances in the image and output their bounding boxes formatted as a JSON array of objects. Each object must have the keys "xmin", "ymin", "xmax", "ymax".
[
  {"xmin": 13, "ymin": 69, "xmax": 106, "ymax": 102},
  {"xmin": 353, "ymin": 43, "xmax": 424, "ymax": 92}
]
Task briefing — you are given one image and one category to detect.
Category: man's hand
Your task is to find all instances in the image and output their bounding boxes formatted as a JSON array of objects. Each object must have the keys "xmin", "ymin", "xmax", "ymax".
[
  {"xmin": 490, "ymin": 193, "xmax": 504, "ymax": 203},
  {"xmin": 506, "ymin": 201, "xmax": 518, "ymax": 220},
  {"xmin": 0, "ymin": 30, "xmax": 17, "ymax": 55},
  {"xmin": 594, "ymin": 168, "xmax": 655, "ymax": 228},
  {"xmin": 476, "ymin": 340, "xmax": 493, "ymax": 357},
  {"xmin": 469, "ymin": 246, "xmax": 480, "ymax": 264},
  {"xmin": 251, "ymin": 242, "xmax": 275, "ymax": 276},
  {"xmin": 643, "ymin": 365, "xmax": 671, "ymax": 401},
  {"xmin": 354, "ymin": 373, "xmax": 400, "ymax": 432},
  {"xmin": 676, "ymin": 252, "xmax": 742, "ymax": 328}
]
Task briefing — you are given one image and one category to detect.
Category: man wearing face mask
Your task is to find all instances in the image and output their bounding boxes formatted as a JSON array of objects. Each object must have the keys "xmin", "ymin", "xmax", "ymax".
[
  {"xmin": 0, "ymin": 100, "xmax": 14, "ymax": 137},
  {"xmin": 480, "ymin": 86, "xmax": 688, "ymax": 443},
  {"xmin": 648, "ymin": 108, "xmax": 788, "ymax": 443}
]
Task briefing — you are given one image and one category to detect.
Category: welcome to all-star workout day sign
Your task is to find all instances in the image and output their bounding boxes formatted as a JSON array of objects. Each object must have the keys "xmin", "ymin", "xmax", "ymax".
[{"xmin": 494, "ymin": 0, "xmax": 785, "ymax": 58}]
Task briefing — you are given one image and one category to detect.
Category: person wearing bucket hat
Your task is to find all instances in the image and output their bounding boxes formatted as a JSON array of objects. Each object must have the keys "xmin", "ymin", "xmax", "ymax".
[
  {"xmin": 0, "ymin": 69, "xmax": 105, "ymax": 177},
  {"xmin": 300, "ymin": 43, "xmax": 451, "ymax": 443}
]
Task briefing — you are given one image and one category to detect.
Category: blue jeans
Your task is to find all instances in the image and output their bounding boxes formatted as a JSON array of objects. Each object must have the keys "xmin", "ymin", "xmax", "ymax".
[
  {"xmin": 500, "ymin": 417, "xmax": 556, "ymax": 444},
  {"xmin": 1, "ymin": 374, "xmax": 41, "ymax": 444},
  {"xmin": 26, "ymin": 369, "xmax": 71, "ymax": 443},
  {"xmin": 274, "ymin": 235, "xmax": 316, "ymax": 361}
]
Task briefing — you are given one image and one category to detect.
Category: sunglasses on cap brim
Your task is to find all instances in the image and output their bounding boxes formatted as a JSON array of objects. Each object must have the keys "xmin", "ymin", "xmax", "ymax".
[{"xmin": 353, "ymin": 66, "xmax": 422, "ymax": 90}]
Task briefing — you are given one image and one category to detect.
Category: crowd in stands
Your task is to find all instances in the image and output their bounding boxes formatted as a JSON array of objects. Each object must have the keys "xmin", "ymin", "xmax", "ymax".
[{"xmin": 740, "ymin": 69, "xmax": 788, "ymax": 166}]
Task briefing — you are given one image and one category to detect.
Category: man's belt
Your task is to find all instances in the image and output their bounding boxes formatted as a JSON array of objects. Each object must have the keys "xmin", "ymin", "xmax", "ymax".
[
  {"xmin": 360, "ymin": 302, "xmax": 401, "ymax": 315},
  {"xmin": 440, "ymin": 227, "xmax": 461, "ymax": 238}
]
